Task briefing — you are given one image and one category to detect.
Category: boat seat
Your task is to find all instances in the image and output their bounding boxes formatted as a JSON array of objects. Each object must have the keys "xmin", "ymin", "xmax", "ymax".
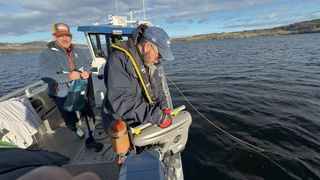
[{"xmin": 28, "ymin": 87, "xmax": 58, "ymax": 134}]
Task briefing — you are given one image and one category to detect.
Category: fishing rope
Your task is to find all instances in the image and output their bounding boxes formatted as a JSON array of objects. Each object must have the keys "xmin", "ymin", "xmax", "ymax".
[
  {"xmin": 167, "ymin": 77, "xmax": 314, "ymax": 175},
  {"xmin": 167, "ymin": 76, "xmax": 265, "ymax": 152}
]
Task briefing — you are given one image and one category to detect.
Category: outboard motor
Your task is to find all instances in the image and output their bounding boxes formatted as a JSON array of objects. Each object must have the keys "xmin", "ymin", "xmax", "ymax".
[{"xmin": 119, "ymin": 106, "xmax": 192, "ymax": 180}]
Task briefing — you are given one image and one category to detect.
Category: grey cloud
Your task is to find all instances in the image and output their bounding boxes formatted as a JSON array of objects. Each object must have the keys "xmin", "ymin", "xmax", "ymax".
[
  {"xmin": 187, "ymin": 19, "xmax": 194, "ymax": 24},
  {"xmin": 0, "ymin": 0, "xmax": 129, "ymax": 36},
  {"xmin": 309, "ymin": 11, "xmax": 320, "ymax": 19},
  {"xmin": 1, "ymin": 0, "xmax": 207, "ymax": 36},
  {"xmin": 0, "ymin": 1, "xmax": 16, "ymax": 7},
  {"xmin": 0, "ymin": 12, "xmax": 55, "ymax": 36},
  {"xmin": 0, "ymin": 0, "xmax": 316, "ymax": 37},
  {"xmin": 220, "ymin": 16, "xmax": 309, "ymax": 30},
  {"xmin": 163, "ymin": 0, "xmax": 282, "ymax": 24},
  {"xmin": 198, "ymin": 17, "xmax": 209, "ymax": 24},
  {"xmin": 219, "ymin": 1, "xmax": 318, "ymax": 31},
  {"xmin": 20, "ymin": 0, "xmax": 107, "ymax": 12}
]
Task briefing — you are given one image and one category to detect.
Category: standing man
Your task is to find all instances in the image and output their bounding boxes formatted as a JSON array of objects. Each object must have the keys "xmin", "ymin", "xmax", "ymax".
[
  {"xmin": 39, "ymin": 23, "xmax": 90, "ymax": 138},
  {"xmin": 102, "ymin": 26, "xmax": 174, "ymax": 128}
]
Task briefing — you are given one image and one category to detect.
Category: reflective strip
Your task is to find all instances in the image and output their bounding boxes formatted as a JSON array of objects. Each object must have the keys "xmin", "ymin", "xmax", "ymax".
[
  {"xmin": 112, "ymin": 44, "xmax": 155, "ymax": 105},
  {"xmin": 51, "ymin": 47, "xmax": 59, "ymax": 52}
]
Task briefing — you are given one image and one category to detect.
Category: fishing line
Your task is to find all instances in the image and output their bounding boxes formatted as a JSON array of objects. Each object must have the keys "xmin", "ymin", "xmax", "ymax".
[
  {"xmin": 166, "ymin": 76, "xmax": 265, "ymax": 152},
  {"xmin": 167, "ymin": 77, "xmax": 315, "ymax": 176}
]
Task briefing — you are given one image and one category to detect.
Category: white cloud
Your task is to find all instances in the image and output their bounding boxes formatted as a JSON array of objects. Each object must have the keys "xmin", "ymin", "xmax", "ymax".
[
  {"xmin": 0, "ymin": 0, "xmax": 319, "ymax": 38},
  {"xmin": 269, "ymin": 12, "xmax": 277, "ymax": 18},
  {"xmin": 311, "ymin": 12, "xmax": 320, "ymax": 19}
]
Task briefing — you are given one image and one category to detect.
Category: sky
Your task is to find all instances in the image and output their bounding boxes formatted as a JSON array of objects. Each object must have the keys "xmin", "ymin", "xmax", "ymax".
[{"xmin": 0, "ymin": 0, "xmax": 320, "ymax": 43}]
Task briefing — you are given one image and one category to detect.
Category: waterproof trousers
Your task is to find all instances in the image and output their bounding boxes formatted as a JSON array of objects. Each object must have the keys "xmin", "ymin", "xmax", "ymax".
[{"xmin": 51, "ymin": 96, "xmax": 78, "ymax": 132}]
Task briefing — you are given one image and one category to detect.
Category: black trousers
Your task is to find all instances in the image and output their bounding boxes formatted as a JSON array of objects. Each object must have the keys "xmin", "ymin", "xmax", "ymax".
[{"xmin": 52, "ymin": 96, "xmax": 78, "ymax": 132}]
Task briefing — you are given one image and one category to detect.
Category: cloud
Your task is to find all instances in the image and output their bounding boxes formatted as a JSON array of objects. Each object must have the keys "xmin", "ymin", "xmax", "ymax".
[
  {"xmin": 0, "ymin": 0, "xmax": 134, "ymax": 36},
  {"xmin": 198, "ymin": 16, "xmax": 209, "ymax": 24},
  {"xmin": 161, "ymin": 0, "xmax": 283, "ymax": 24},
  {"xmin": 0, "ymin": 0, "xmax": 284, "ymax": 36},
  {"xmin": 311, "ymin": 12, "xmax": 320, "ymax": 19},
  {"xmin": 0, "ymin": 0, "xmax": 319, "ymax": 38},
  {"xmin": 219, "ymin": 1, "xmax": 320, "ymax": 31}
]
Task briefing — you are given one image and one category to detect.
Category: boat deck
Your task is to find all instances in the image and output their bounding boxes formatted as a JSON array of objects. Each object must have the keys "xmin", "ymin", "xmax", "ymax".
[{"xmin": 29, "ymin": 110, "xmax": 119, "ymax": 180}]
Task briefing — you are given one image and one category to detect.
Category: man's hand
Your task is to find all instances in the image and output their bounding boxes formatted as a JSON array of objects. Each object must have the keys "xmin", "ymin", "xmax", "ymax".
[
  {"xmin": 159, "ymin": 108, "xmax": 173, "ymax": 128},
  {"xmin": 163, "ymin": 108, "xmax": 173, "ymax": 116},
  {"xmin": 80, "ymin": 71, "xmax": 90, "ymax": 80},
  {"xmin": 69, "ymin": 71, "xmax": 81, "ymax": 80}
]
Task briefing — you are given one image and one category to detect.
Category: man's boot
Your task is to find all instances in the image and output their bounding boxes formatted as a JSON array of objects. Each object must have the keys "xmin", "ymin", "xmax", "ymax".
[{"xmin": 85, "ymin": 136, "xmax": 103, "ymax": 152}]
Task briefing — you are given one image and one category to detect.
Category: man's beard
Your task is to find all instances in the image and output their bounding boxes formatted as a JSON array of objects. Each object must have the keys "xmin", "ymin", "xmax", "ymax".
[{"xmin": 142, "ymin": 50, "xmax": 153, "ymax": 67}]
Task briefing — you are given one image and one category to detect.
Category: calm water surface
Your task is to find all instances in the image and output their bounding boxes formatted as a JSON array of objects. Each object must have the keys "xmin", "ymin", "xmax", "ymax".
[{"xmin": 0, "ymin": 33, "xmax": 319, "ymax": 179}]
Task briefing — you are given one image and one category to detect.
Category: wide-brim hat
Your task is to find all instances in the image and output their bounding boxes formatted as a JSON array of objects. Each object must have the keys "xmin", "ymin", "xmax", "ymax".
[{"xmin": 143, "ymin": 26, "xmax": 174, "ymax": 61}]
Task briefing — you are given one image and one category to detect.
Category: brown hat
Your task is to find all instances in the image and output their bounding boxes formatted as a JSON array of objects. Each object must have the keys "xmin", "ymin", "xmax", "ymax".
[{"xmin": 52, "ymin": 23, "xmax": 72, "ymax": 36}]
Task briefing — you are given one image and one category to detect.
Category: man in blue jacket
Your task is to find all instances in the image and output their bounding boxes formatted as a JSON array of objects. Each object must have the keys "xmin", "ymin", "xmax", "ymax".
[
  {"xmin": 102, "ymin": 26, "xmax": 174, "ymax": 128},
  {"xmin": 39, "ymin": 23, "xmax": 90, "ymax": 137}
]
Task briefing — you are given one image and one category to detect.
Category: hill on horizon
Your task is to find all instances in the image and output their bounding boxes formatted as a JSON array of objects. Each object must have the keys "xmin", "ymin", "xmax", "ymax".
[
  {"xmin": 174, "ymin": 19, "xmax": 320, "ymax": 42},
  {"xmin": 0, "ymin": 41, "xmax": 88, "ymax": 54}
]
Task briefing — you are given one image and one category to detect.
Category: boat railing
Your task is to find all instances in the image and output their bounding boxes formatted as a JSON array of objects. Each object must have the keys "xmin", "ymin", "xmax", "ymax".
[
  {"xmin": 0, "ymin": 80, "xmax": 58, "ymax": 140},
  {"xmin": 0, "ymin": 80, "xmax": 46, "ymax": 102}
]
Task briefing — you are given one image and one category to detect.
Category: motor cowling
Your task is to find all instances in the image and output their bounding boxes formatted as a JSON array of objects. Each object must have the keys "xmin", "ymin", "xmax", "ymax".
[{"xmin": 109, "ymin": 119, "xmax": 130, "ymax": 155}]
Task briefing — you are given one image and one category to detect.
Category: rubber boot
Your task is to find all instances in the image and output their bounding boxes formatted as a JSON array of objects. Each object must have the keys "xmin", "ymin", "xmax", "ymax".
[{"xmin": 85, "ymin": 136, "xmax": 103, "ymax": 152}]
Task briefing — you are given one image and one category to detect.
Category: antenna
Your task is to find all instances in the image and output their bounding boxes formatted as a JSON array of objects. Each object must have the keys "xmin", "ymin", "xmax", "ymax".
[
  {"xmin": 142, "ymin": 0, "xmax": 146, "ymax": 19},
  {"xmin": 116, "ymin": 0, "xmax": 118, "ymax": 15},
  {"xmin": 130, "ymin": 9, "xmax": 133, "ymax": 21}
]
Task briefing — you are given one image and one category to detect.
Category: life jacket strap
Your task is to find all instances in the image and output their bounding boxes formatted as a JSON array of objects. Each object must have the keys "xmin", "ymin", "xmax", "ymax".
[{"xmin": 111, "ymin": 44, "xmax": 155, "ymax": 105}]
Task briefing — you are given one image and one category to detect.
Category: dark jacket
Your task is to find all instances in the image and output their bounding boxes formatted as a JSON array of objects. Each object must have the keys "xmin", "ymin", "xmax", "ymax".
[
  {"xmin": 39, "ymin": 41, "xmax": 90, "ymax": 97},
  {"xmin": 102, "ymin": 38, "xmax": 168, "ymax": 126},
  {"xmin": 0, "ymin": 148, "xmax": 69, "ymax": 180}
]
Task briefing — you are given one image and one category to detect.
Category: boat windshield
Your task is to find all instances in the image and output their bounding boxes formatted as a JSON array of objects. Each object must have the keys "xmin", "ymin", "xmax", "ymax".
[{"xmin": 89, "ymin": 33, "xmax": 131, "ymax": 58}]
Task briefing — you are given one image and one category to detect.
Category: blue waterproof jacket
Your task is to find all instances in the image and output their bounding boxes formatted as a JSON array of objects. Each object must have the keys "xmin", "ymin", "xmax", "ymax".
[
  {"xmin": 39, "ymin": 42, "xmax": 90, "ymax": 97},
  {"xmin": 102, "ymin": 39, "xmax": 168, "ymax": 126}
]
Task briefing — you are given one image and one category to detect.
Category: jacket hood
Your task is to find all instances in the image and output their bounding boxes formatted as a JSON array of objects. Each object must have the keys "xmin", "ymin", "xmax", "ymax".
[
  {"xmin": 131, "ymin": 24, "xmax": 149, "ymax": 44},
  {"xmin": 47, "ymin": 41, "xmax": 75, "ymax": 51}
]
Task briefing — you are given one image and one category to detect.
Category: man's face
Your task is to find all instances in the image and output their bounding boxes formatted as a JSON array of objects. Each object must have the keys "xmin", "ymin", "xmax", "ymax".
[
  {"xmin": 55, "ymin": 34, "xmax": 72, "ymax": 49},
  {"xmin": 142, "ymin": 42, "xmax": 161, "ymax": 67}
]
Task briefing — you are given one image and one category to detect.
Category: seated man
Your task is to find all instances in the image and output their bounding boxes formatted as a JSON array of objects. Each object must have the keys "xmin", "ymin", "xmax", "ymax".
[{"xmin": 102, "ymin": 26, "xmax": 174, "ymax": 128}]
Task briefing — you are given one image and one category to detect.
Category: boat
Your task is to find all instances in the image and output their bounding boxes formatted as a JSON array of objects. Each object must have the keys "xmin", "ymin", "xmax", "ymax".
[{"xmin": 0, "ymin": 14, "xmax": 192, "ymax": 180}]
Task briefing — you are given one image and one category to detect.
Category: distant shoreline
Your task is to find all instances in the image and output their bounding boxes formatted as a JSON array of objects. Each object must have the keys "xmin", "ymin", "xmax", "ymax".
[
  {"xmin": 173, "ymin": 30, "xmax": 320, "ymax": 42},
  {"xmin": 0, "ymin": 48, "xmax": 43, "ymax": 54},
  {"xmin": 0, "ymin": 42, "xmax": 88, "ymax": 54},
  {"xmin": 173, "ymin": 19, "xmax": 320, "ymax": 42}
]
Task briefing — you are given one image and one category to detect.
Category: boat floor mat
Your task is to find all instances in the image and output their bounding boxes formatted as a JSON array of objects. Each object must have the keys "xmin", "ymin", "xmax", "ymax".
[{"xmin": 71, "ymin": 138, "xmax": 116, "ymax": 165}]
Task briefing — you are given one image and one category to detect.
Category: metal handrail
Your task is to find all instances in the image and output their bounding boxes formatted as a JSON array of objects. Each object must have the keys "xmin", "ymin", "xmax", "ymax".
[{"xmin": 0, "ymin": 80, "xmax": 45, "ymax": 102}]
